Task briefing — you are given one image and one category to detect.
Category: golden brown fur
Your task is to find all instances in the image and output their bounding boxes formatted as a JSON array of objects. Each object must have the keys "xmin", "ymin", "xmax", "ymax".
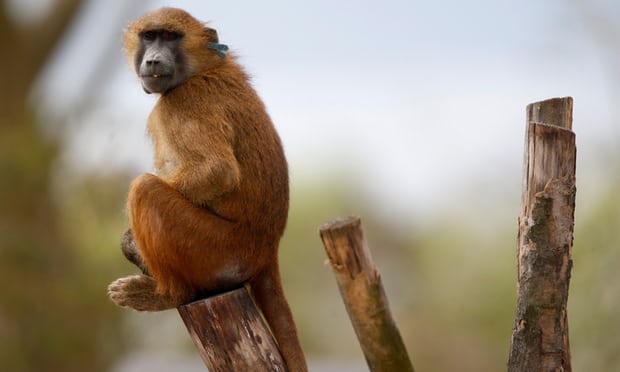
[{"xmin": 107, "ymin": 7, "xmax": 306, "ymax": 371}]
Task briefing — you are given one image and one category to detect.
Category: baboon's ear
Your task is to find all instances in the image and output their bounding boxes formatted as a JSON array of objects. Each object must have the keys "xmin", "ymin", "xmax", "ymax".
[
  {"xmin": 205, "ymin": 26, "xmax": 229, "ymax": 58},
  {"xmin": 204, "ymin": 27, "xmax": 219, "ymax": 43}
]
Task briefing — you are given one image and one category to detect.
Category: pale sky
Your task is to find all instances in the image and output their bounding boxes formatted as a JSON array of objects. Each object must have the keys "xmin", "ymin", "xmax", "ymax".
[{"xmin": 33, "ymin": 0, "xmax": 620, "ymax": 216}]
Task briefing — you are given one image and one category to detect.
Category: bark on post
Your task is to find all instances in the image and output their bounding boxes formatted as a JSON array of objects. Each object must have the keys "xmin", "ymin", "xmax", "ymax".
[
  {"xmin": 319, "ymin": 216, "xmax": 414, "ymax": 372},
  {"xmin": 508, "ymin": 97, "xmax": 576, "ymax": 371},
  {"xmin": 178, "ymin": 287, "xmax": 287, "ymax": 372}
]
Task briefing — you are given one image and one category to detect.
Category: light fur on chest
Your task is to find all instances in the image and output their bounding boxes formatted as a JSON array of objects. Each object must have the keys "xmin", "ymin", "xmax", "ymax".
[{"xmin": 147, "ymin": 112, "xmax": 182, "ymax": 182}]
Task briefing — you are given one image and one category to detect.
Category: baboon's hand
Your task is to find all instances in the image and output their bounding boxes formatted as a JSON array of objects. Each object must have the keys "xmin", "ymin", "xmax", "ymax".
[
  {"xmin": 120, "ymin": 229, "xmax": 149, "ymax": 275},
  {"xmin": 121, "ymin": 229, "xmax": 136, "ymax": 254}
]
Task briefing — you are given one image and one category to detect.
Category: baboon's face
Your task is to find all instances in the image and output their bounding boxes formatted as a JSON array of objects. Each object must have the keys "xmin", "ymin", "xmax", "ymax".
[{"xmin": 135, "ymin": 29, "xmax": 188, "ymax": 94}]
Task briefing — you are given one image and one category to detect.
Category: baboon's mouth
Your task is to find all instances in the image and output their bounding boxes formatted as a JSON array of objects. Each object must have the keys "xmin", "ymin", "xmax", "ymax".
[{"xmin": 141, "ymin": 74, "xmax": 171, "ymax": 79}]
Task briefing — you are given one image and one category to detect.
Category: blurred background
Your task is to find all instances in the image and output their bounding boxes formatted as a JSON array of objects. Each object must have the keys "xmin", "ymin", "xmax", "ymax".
[{"xmin": 1, "ymin": 0, "xmax": 619, "ymax": 371}]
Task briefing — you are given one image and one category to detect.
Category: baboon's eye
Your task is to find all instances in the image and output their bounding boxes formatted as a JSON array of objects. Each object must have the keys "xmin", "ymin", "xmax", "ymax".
[
  {"xmin": 161, "ymin": 31, "xmax": 182, "ymax": 41},
  {"xmin": 142, "ymin": 31, "xmax": 157, "ymax": 41}
]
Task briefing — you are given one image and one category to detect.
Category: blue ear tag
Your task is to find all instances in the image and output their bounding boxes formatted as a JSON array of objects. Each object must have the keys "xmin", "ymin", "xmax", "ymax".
[{"xmin": 208, "ymin": 43, "xmax": 229, "ymax": 58}]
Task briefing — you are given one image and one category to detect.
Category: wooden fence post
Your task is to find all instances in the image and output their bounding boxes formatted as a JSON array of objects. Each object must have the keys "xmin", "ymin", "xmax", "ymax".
[
  {"xmin": 178, "ymin": 287, "xmax": 287, "ymax": 372},
  {"xmin": 507, "ymin": 97, "xmax": 576, "ymax": 371},
  {"xmin": 319, "ymin": 216, "xmax": 414, "ymax": 372}
]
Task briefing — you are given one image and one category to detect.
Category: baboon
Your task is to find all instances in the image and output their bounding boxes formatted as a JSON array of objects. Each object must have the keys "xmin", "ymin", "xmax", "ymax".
[{"xmin": 107, "ymin": 7, "xmax": 307, "ymax": 371}]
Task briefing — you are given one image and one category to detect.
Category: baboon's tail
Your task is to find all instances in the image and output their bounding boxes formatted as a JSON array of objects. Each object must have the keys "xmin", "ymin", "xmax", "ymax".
[{"xmin": 250, "ymin": 263, "xmax": 308, "ymax": 372}]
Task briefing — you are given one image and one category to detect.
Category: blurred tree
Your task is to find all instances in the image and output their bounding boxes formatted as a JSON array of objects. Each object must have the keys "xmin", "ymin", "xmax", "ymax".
[
  {"xmin": 1, "ymin": 0, "xmax": 88, "ymax": 124},
  {"xmin": 0, "ymin": 1, "xmax": 125, "ymax": 371}
]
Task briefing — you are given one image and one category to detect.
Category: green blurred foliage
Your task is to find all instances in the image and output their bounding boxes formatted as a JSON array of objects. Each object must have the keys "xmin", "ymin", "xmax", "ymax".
[
  {"xmin": 281, "ymin": 172, "xmax": 620, "ymax": 371},
  {"xmin": 570, "ymin": 180, "xmax": 620, "ymax": 371},
  {"xmin": 280, "ymin": 177, "xmax": 517, "ymax": 371},
  {"xmin": 0, "ymin": 116, "xmax": 129, "ymax": 371}
]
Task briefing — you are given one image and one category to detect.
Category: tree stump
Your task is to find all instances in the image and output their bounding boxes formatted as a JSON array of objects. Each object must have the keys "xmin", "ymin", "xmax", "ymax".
[
  {"xmin": 178, "ymin": 287, "xmax": 287, "ymax": 372},
  {"xmin": 319, "ymin": 216, "xmax": 414, "ymax": 372},
  {"xmin": 508, "ymin": 97, "xmax": 576, "ymax": 371}
]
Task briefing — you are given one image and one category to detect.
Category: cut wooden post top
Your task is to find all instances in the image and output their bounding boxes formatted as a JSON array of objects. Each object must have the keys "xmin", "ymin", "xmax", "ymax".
[
  {"xmin": 319, "ymin": 216, "xmax": 375, "ymax": 278},
  {"xmin": 526, "ymin": 96, "xmax": 573, "ymax": 129},
  {"xmin": 319, "ymin": 215, "xmax": 361, "ymax": 233}
]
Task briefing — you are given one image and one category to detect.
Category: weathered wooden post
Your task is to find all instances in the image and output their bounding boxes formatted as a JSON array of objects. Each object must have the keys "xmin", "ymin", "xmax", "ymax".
[
  {"xmin": 507, "ymin": 97, "xmax": 576, "ymax": 371},
  {"xmin": 319, "ymin": 216, "xmax": 414, "ymax": 372},
  {"xmin": 178, "ymin": 287, "xmax": 287, "ymax": 372}
]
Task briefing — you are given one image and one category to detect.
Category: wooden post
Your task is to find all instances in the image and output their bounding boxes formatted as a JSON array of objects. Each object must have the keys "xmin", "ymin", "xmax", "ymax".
[
  {"xmin": 178, "ymin": 287, "xmax": 287, "ymax": 372},
  {"xmin": 508, "ymin": 97, "xmax": 576, "ymax": 371},
  {"xmin": 319, "ymin": 216, "xmax": 415, "ymax": 372}
]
